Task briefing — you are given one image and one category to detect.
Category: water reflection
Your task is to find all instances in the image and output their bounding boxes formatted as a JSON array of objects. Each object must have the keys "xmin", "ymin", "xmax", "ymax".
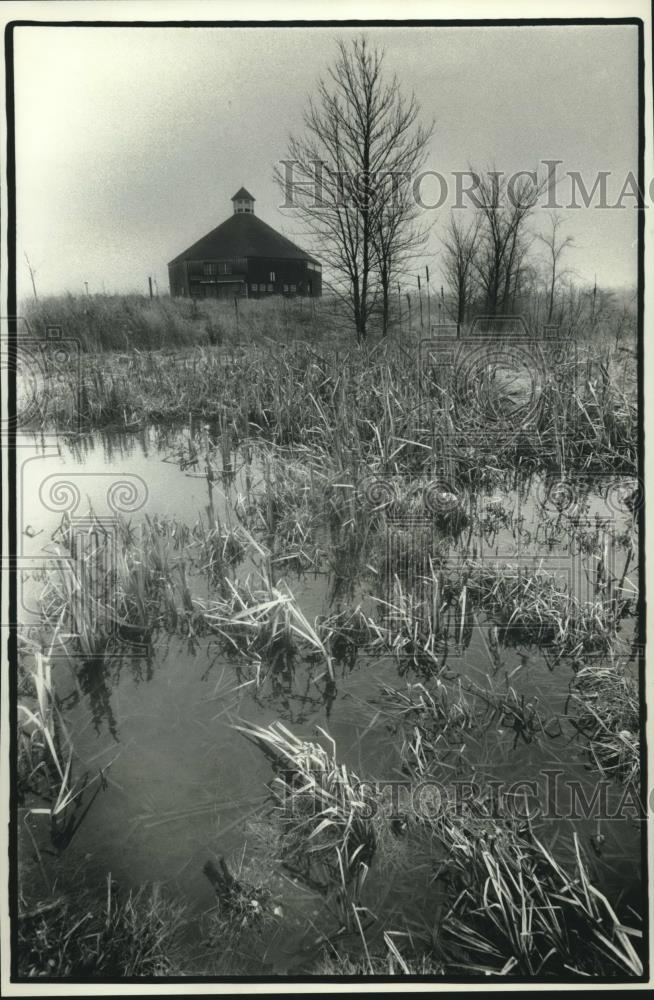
[{"xmin": 19, "ymin": 426, "xmax": 641, "ymax": 949}]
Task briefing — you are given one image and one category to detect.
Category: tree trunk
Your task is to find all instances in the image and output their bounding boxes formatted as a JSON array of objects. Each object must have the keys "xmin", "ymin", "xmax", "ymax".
[
  {"xmin": 380, "ymin": 263, "xmax": 390, "ymax": 336},
  {"xmin": 352, "ymin": 275, "xmax": 363, "ymax": 344},
  {"xmin": 547, "ymin": 260, "xmax": 556, "ymax": 321},
  {"xmin": 458, "ymin": 279, "xmax": 466, "ymax": 325}
]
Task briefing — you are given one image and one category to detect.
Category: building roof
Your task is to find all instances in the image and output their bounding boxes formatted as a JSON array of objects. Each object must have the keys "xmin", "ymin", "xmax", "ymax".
[
  {"xmin": 231, "ymin": 187, "xmax": 256, "ymax": 202},
  {"xmin": 168, "ymin": 212, "xmax": 319, "ymax": 266}
]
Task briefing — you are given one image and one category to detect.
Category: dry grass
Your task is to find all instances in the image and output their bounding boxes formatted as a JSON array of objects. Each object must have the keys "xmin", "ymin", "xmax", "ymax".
[
  {"xmin": 438, "ymin": 817, "xmax": 642, "ymax": 976},
  {"xmin": 23, "ymin": 292, "xmax": 343, "ymax": 352},
  {"xmin": 569, "ymin": 657, "xmax": 640, "ymax": 783},
  {"xmin": 237, "ymin": 721, "xmax": 643, "ymax": 978},
  {"xmin": 235, "ymin": 721, "xmax": 377, "ymax": 908},
  {"xmin": 17, "ymin": 646, "xmax": 109, "ymax": 850},
  {"xmin": 25, "ymin": 328, "xmax": 637, "ymax": 486},
  {"xmin": 17, "ymin": 878, "xmax": 185, "ymax": 977}
]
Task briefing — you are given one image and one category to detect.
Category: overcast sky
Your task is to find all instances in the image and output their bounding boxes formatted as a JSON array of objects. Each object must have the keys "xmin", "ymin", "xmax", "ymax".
[{"xmin": 14, "ymin": 23, "xmax": 639, "ymax": 300}]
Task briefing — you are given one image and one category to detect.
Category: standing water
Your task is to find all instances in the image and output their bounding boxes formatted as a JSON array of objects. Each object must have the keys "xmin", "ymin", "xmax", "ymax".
[{"xmin": 16, "ymin": 424, "xmax": 642, "ymax": 975}]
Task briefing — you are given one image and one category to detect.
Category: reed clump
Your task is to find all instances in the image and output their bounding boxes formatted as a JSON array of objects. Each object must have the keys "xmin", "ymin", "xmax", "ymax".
[
  {"xmin": 235, "ymin": 722, "xmax": 377, "ymax": 898},
  {"xmin": 30, "ymin": 332, "xmax": 637, "ymax": 483},
  {"xmin": 569, "ymin": 657, "xmax": 640, "ymax": 783},
  {"xmin": 370, "ymin": 555, "xmax": 631, "ymax": 669},
  {"xmin": 18, "ymin": 878, "xmax": 186, "ymax": 977},
  {"xmin": 38, "ymin": 506, "xmax": 338, "ymax": 682},
  {"xmin": 437, "ymin": 816, "xmax": 642, "ymax": 976},
  {"xmin": 203, "ymin": 576, "xmax": 334, "ymax": 682},
  {"xmin": 238, "ymin": 721, "xmax": 643, "ymax": 978},
  {"xmin": 202, "ymin": 853, "xmax": 284, "ymax": 970},
  {"xmin": 17, "ymin": 647, "xmax": 108, "ymax": 850},
  {"xmin": 39, "ymin": 512, "xmax": 199, "ymax": 654},
  {"xmin": 383, "ymin": 677, "xmax": 559, "ymax": 778},
  {"xmin": 38, "ymin": 500, "xmax": 634, "ymax": 687}
]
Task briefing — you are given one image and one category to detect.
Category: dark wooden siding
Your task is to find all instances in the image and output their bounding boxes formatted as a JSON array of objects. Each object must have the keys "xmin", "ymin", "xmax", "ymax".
[
  {"xmin": 245, "ymin": 258, "xmax": 321, "ymax": 297},
  {"xmin": 186, "ymin": 258, "xmax": 248, "ymax": 278},
  {"xmin": 167, "ymin": 260, "xmax": 188, "ymax": 297},
  {"xmin": 184, "ymin": 259, "xmax": 247, "ymax": 299},
  {"xmin": 169, "ymin": 256, "xmax": 322, "ymax": 298}
]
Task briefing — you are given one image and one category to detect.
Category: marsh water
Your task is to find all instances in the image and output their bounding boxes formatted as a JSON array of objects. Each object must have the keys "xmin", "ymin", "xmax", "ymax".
[{"xmin": 17, "ymin": 425, "xmax": 642, "ymax": 973}]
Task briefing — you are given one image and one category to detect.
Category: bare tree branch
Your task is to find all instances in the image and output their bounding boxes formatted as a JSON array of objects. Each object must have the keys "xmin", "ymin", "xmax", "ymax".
[{"xmin": 274, "ymin": 36, "xmax": 433, "ymax": 341}]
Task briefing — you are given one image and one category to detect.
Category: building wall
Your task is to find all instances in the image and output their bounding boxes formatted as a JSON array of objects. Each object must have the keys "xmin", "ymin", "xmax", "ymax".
[
  {"xmin": 168, "ymin": 256, "xmax": 322, "ymax": 298},
  {"xmin": 167, "ymin": 260, "xmax": 188, "ymax": 297},
  {"xmin": 306, "ymin": 263, "xmax": 322, "ymax": 298},
  {"xmin": 245, "ymin": 257, "xmax": 320, "ymax": 297},
  {"xmin": 183, "ymin": 258, "xmax": 247, "ymax": 299}
]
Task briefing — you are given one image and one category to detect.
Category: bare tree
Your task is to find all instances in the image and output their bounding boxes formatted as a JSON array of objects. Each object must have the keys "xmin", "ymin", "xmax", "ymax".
[
  {"xmin": 588, "ymin": 283, "xmax": 616, "ymax": 333},
  {"xmin": 471, "ymin": 166, "xmax": 546, "ymax": 317},
  {"xmin": 534, "ymin": 212, "xmax": 576, "ymax": 322},
  {"xmin": 440, "ymin": 214, "xmax": 481, "ymax": 325},
  {"xmin": 275, "ymin": 37, "xmax": 432, "ymax": 342},
  {"xmin": 558, "ymin": 277, "xmax": 588, "ymax": 337},
  {"xmin": 515, "ymin": 261, "xmax": 544, "ymax": 329},
  {"xmin": 24, "ymin": 252, "xmax": 38, "ymax": 301},
  {"xmin": 369, "ymin": 117, "xmax": 432, "ymax": 336}
]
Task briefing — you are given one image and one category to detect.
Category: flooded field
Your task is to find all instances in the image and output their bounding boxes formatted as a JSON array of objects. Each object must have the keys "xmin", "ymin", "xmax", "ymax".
[{"xmin": 15, "ymin": 397, "xmax": 643, "ymax": 977}]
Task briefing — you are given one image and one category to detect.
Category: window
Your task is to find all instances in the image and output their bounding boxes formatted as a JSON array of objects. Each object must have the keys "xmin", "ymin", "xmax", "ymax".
[
  {"xmin": 269, "ymin": 271, "xmax": 275, "ymax": 282},
  {"xmin": 219, "ymin": 262, "xmax": 232, "ymax": 275},
  {"xmin": 251, "ymin": 283, "xmax": 258, "ymax": 293},
  {"xmin": 267, "ymin": 283, "xmax": 273, "ymax": 292},
  {"xmin": 290, "ymin": 284, "xmax": 296, "ymax": 293},
  {"xmin": 283, "ymin": 284, "xmax": 289, "ymax": 293},
  {"xmin": 203, "ymin": 262, "xmax": 217, "ymax": 277}
]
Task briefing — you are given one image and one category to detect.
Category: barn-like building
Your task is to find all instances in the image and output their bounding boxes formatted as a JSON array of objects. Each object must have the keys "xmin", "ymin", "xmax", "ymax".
[{"xmin": 168, "ymin": 188, "xmax": 322, "ymax": 299}]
